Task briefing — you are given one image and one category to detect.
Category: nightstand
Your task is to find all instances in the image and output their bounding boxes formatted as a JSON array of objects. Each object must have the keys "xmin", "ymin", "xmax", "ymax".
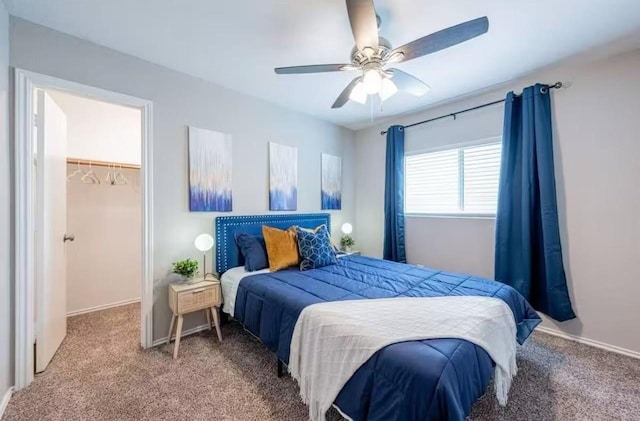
[
  {"xmin": 337, "ymin": 250, "xmax": 361, "ymax": 257},
  {"xmin": 167, "ymin": 278, "xmax": 222, "ymax": 358}
]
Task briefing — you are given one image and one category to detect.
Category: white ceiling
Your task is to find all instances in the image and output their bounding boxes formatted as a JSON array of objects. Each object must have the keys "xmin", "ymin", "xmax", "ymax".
[{"xmin": 6, "ymin": 0, "xmax": 640, "ymax": 130}]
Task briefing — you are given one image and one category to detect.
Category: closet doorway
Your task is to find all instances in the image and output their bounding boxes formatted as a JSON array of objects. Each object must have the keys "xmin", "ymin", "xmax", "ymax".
[
  {"xmin": 14, "ymin": 69, "xmax": 154, "ymax": 390},
  {"xmin": 38, "ymin": 88, "xmax": 142, "ymax": 372}
]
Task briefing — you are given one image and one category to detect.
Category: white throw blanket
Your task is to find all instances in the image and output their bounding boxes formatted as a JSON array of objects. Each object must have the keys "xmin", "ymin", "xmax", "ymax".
[{"xmin": 289, "ymin": 296, "xmax": 518, "ymax": 421}]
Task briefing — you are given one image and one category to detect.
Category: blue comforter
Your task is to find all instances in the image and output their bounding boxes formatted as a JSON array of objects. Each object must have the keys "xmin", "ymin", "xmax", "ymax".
[{"xmin": 234, "ymin": 255, "xmax": 541, "ymax": 421}]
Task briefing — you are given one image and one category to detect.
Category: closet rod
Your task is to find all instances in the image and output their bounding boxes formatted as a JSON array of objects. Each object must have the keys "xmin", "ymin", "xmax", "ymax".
[
  {"xmin": 66, "ymin": 157, "xmax": 141, "ymax": 170},
  {"xmin": 380, "ymin": 82, "xmax": 563, "ymax": 135}
]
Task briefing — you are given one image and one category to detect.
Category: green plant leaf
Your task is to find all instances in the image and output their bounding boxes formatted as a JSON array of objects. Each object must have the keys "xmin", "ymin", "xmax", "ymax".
[
  {"xmin": 340, "ymin": 235, "xmax": 355, "ymax": 248},
  {"xmin": 172, "ymin": 258, "xmax": 199, "ymax": 278}
]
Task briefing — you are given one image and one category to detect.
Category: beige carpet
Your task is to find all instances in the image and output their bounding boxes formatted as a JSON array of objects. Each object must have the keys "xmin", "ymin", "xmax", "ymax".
[{"xmin": 3, "ymin": 303, "xmax": 639, "ymax": 421}]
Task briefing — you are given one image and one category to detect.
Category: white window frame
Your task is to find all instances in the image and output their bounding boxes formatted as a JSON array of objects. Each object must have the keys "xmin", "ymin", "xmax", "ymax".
[{"xmin": 404, "ymin": 136, "xmax": 502, "ymax": 219}]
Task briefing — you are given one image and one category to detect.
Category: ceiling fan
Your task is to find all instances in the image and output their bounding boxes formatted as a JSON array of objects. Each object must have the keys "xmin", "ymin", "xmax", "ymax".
[{"xmin": 274, "ymin": 0, "xmax": 489, "ymax": 109}]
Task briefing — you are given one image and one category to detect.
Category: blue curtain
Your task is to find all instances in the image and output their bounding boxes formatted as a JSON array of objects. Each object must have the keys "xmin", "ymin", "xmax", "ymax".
[
  {"xmin": 495, "ymin": 84, "xmax": 575, "ymax": 321},
  {"xmin": 383, "ymin": 125, "xmax": 406, "ymax": 262}
]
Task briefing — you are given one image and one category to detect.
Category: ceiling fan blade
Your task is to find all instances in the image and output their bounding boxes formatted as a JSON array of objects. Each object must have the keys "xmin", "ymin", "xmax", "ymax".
[
  {"xmin": 346, "ymin": 0, "xmax": 379, "ymax": 51},
  {"xmin": 275, "ymin": 64, "xmax": 354, "ymax": 74},
  {"xmin": 390, "ymin": 16, "xmax": 489, "ymax": 63},
  {"xmin": 387, "ymin": 69, "xmax": 430, "ymax": 96},
  {"xmin": 332, "ymin": 77, "xmax": 362, "ymax": 109}
]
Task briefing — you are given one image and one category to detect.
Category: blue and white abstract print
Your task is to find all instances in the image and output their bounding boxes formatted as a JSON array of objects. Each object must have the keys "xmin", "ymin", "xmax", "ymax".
[
  {"xmin": 269, "ymin": 142, "xmax": 297, "ymax": 211},
  {"xmin": 321, "ymin": 153, "xmax": 342, "ymax": 210},
  {"xmin": 188, "ymin": 126, "xmax": 232, "ymax": 212}
]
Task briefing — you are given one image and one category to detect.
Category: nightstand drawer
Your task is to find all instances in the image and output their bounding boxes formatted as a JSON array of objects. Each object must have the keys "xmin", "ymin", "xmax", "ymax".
[{"xmin": 177, "ymin": 286, "xmax": 220, "ymax": 313}]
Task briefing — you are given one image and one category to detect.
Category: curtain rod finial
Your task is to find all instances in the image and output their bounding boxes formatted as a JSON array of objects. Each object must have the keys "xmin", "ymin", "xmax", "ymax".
[
  {"xmin": 541, "ymin": 81, "xmax": 565, "ymax": 94},
  {"xmin": 558, "ymin": 81, "xmax": 571, "ymax": 89}
]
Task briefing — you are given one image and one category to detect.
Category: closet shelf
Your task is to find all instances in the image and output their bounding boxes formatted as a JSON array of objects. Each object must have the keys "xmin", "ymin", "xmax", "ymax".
[{"xmin": 66, "ymin": 157, "xmax": 140, "ymax": 170}]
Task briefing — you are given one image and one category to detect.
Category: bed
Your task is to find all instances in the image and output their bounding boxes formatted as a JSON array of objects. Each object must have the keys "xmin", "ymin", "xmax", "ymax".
[{"xmin": 216, "ymin": 214, "xmax": 541, "ymax": 421}]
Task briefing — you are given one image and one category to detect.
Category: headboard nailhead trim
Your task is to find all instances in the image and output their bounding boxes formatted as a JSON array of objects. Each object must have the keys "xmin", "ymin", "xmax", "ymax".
[{"xmin": 214, "ymin": 213, "xmax": 331, "ymax": 273}]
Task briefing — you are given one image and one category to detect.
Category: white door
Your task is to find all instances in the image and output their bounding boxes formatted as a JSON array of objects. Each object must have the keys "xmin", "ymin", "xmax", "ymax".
[{"xmin": 35, "ymin": 90, "xmax": 69, "ymax": 373}]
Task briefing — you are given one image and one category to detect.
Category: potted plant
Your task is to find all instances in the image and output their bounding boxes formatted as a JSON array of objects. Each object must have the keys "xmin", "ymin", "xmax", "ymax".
[
  {"xmin": 340, "ymin": 235, "xmax": 355, "ymax": 252},
  {"xmin": 172, "ymin": 258, "xmax": 199, "ymax": 283}
]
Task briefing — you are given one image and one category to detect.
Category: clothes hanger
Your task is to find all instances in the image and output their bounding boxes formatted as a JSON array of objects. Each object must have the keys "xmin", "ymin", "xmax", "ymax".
[
  {"xmin": 81, "ymin": 161, "xmax": 101, "ymax": 184},
  {"xmin": 106, "ymin": 163, "xmax": 128, "ymax": 185},
  {"xmin": 113, "ymin": 163, "xmax": 128, "ymax": 185},
  {"xmin": 105, "ymin": 163, "xmax": 116, "ymax": 185},
  {"xmin": 66, "ymin": 160, "xmax": 85, "ymax": 182}
]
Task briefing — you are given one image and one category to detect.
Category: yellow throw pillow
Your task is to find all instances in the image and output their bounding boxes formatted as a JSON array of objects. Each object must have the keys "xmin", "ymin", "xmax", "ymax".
[{"xmin": 262, "ymin": 225, "xmax": 299, "ymax": 271}]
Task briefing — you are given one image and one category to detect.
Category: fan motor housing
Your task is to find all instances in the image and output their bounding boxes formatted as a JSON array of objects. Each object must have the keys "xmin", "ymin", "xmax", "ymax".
[{"xmin": 351, "ymin": 37, "xmax": 392, "ymax": 66}]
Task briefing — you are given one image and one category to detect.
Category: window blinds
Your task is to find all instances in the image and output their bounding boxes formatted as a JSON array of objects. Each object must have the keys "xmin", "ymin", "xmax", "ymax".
[{"xmin": 405, "ymin": 142, "xmax": 502, "ymax": 215}]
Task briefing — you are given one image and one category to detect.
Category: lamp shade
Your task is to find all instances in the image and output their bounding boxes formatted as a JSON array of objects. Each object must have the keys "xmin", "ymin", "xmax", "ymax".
[
  {"xmin": 194, "ymin": 233, "xmax": 214, "ymax": 252},
  {"xmin": 349, "ymin": 81, "xmax": 367, "ymax": 104},
  {"xmin": 380, "ymin": 77, "xmax": 398, "ymax": 102},
  {"xmin": 341, "ymin": 223, "xmax": 353, "ymax": 235},
  {"xmin": 363, "ymin": 69, "xmax": 382, "ymax": 94}
]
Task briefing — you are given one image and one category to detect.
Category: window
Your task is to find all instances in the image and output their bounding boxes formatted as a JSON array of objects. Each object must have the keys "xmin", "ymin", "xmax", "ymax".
[{"xmin": 405, "ymin": 141, "xmax": 502, "ymax": 216}]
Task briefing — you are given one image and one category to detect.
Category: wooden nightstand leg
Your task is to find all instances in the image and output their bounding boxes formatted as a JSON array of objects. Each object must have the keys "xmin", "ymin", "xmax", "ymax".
[
  {"xmin": 167, "ymin": 314, "xmax": 176, "ymax": 345},
  {"xmin": 205, "ymin": 308, "xmax": 212, "ymax": 330},
  {"xmin": 211, "ymin": 306, "xmax": 222, "ymax": 342},
  {"xmin": 173, "ymin": 315, "xmax": 184, "ymax": 359}
]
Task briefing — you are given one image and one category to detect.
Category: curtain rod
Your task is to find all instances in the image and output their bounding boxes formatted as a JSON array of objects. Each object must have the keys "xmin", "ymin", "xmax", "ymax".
[
  {"xmin": 66, "ymin": 157, "xmax": 141, "ymax": 170},
  {"xmin": 380, "ymin": 82, "xmax": 563, "ymax": 135}
]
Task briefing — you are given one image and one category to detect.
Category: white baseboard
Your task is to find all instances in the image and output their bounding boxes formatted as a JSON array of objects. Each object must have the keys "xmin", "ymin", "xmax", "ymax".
[
  {"xmin": 535, "ymin": 326, "xmax": 640, "ymax": 360},
  {"xmin": 66, "ymin": 298, "xmax": 141, "ymax": 317},
  {"xmin": 0, "ymin": 387, "xmax": 14, "ymax": 419},
  {"xmin": 152, "ymin": 323, "xmax": 212, "ymax": 347}
]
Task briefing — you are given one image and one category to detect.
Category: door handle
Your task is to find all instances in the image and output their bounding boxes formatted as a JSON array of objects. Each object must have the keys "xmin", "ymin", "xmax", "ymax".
[{"xmin": 63, "ymin": 234, "xmax": 75, "ymax": 242}]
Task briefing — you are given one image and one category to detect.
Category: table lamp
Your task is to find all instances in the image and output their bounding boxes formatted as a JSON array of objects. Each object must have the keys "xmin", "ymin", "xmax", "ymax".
[
  {"xmin": 340, "ymin": 223, "xmax": 355, "ymax": 252},
  {"xmin": 341, "ymin": 223, "xmax": 353, "ymax": 235},
  {"xmin": 194, "ymin": 233, "xmax": 215, "ymax": 280}
]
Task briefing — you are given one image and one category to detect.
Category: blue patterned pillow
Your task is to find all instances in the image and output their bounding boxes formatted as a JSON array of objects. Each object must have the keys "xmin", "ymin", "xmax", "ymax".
[{"xmin": 296, "ymin": 225, "xmax": 337, "ymax": 271}]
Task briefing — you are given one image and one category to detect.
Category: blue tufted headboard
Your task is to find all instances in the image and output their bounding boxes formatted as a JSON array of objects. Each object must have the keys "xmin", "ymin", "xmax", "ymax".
[{"xmin": 215, "ymin": 213, "xmax": 330, "ymax": 273}]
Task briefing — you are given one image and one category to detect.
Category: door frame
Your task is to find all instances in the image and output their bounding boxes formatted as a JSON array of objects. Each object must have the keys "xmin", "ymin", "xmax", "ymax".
[{"xmin": 14, "ymin": 68, "xmax": 154, "ymax": 390}]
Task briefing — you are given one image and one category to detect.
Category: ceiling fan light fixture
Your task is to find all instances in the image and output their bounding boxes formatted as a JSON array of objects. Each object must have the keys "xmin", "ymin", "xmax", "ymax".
[
  {"xmin": 349, "ymin": 81, "xmax": 368, "ymax": 104},
  {"xmin": 380, "ymin": 77, "xmax": 398, "ymax": 101},
  {"xmin": 363, "ymin": 68, "xmax": 382, "ymax": 95}
]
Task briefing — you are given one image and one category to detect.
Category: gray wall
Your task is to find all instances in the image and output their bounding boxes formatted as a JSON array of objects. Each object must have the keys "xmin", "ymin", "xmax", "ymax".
[
  {"xmin": 355, "ymin": 49, "xmax": 640, "ymax": 354},
  {"xmin": 1, "ymin": 1, "xmax": 13, "ymax": 397},
  {"xmin": 10, "ymin": 18, "xmax": 356, "ymax": 344}
]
